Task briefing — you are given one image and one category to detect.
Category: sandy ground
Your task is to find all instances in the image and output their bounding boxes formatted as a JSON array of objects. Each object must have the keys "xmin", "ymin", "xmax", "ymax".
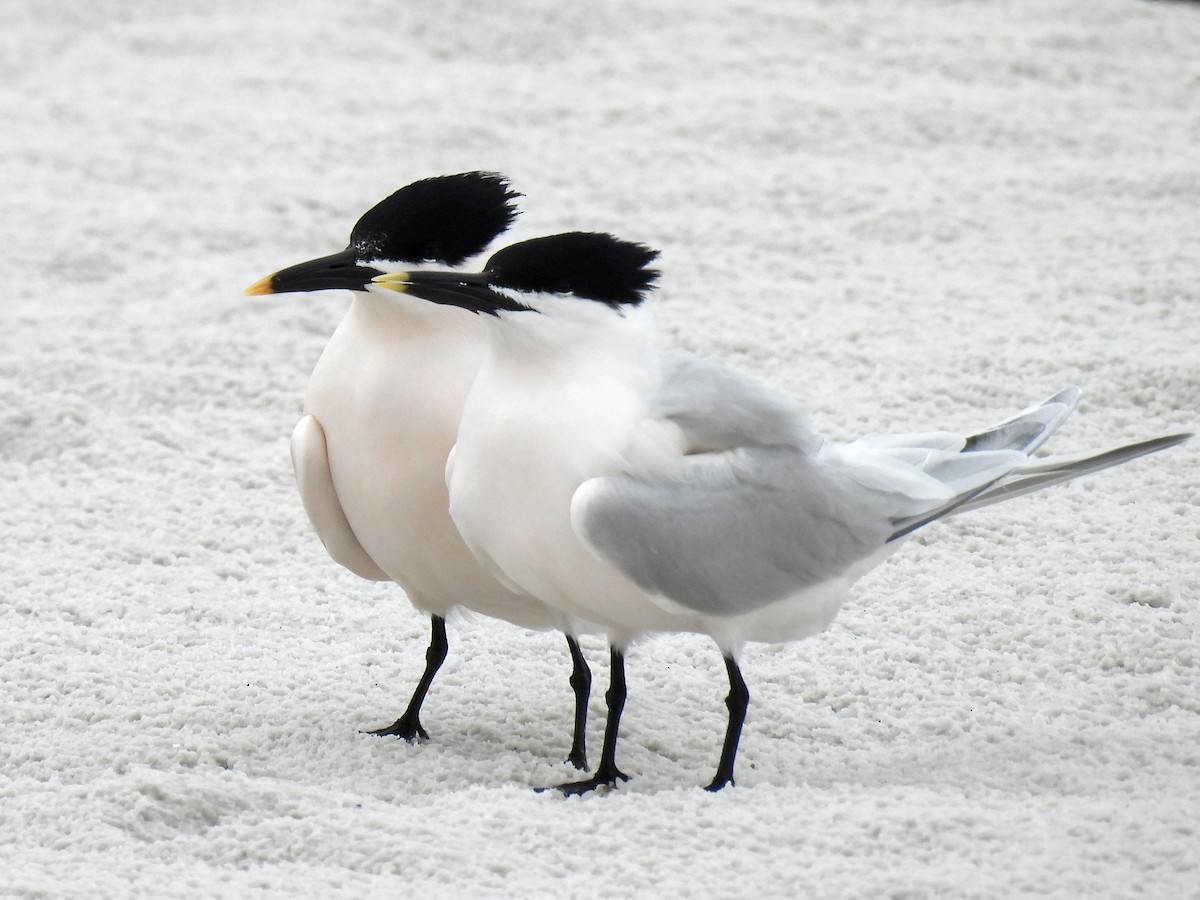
[{"xmin": 2, "ymin": 1, "xmax": 1198, "ymax": 897}]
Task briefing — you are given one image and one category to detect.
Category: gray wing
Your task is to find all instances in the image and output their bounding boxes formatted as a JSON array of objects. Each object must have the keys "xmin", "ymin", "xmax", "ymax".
[
  {"xmin": 573, "ymin": 353, "xmax": 1039, "ymax": 618},
  {"xmin": 649, "ymin": 352, "xmax": 823, "ymax": 453},
  {"xmin": 573, "ymin": 444, "xmax": 906, "ymax": 617},
  {"xmin": 572, "ymin": 354, "xmax": 936, "ymax": 617}
]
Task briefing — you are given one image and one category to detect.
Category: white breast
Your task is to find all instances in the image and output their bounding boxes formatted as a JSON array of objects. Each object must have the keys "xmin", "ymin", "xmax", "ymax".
[
  {"xmin": 447, "ymin": 308, "xmax": 701, "ymax": 642},
  {"xmin": 303, "ymin": 295, "xmax": 560, "ymax": 629}
]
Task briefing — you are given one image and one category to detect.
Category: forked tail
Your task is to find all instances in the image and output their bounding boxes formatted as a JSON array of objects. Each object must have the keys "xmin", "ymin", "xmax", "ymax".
[{"xmin": 887, "ymin": 390, "xmax": 1191, "ymax": 541}]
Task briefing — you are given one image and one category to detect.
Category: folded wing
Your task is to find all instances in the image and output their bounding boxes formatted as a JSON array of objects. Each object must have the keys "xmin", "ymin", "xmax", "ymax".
[
  {"xmin": 573, "ymin": 356, "xmax": 1019, "ymax": 617},
  {"xmin": 575, "ymin": 376, "xmax": 1188, "ymax": 618}
]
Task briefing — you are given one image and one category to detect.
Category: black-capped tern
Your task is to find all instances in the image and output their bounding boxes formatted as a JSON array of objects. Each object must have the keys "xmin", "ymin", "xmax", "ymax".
[
  {"xmin": 245, "ymin": 175, "xmax": 593, "ymax": 767},
  {"xmin": 377, "ymin": 231, "xmax": 1191, "ymax": 794}
]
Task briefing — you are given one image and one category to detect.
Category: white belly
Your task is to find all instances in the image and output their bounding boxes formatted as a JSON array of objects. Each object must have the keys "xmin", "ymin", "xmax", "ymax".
[{"xmin": 303, "ymin": 298, "xmax": 559, "ymax": 629}]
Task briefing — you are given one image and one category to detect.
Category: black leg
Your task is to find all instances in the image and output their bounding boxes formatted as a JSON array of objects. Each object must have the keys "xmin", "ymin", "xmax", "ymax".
[
  {"xmin": 545, "ymin": 646, "xmax": 631, "ymax": 795},
  {"xmin": 364, "ymin": 615, "xmax": 449, "ymax": 741},
  {"xmin": 565, "ymin": 635, "xmax": 591, "ymax": 770},
  {"xmin": 704, "ymin": 654, "xmax": 749, "ymax": 792}
]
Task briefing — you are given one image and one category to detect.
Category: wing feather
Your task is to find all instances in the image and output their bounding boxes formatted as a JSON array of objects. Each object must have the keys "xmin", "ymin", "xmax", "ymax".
[
  {"xmin": 291, "ymin": 415, "xmax": 390, "ymax": 581},
  {"xmin": 574, "ymin": 356, "xmax": 949, "ymax": 617},
  {"xmin": 573, "ymin": 446, "xmax": 923, "ymax": 617}
]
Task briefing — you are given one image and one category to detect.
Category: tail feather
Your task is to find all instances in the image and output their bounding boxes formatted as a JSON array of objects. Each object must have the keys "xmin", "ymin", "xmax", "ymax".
[
  {"xmin": 963, "ymin": 386, "xmax": 1080, "ymax": 455},
  {"xmin": 889, "ymin": 432, "xmax": 1191, "ymax": 540},
  {"xmin": 849, "ymin": 388, "xmax": 1082, "ymax": 499},
  {"xmin": 871, "ymin": 386, "xmax": 1189, "ymax": 541},
  {"xmin": 951, "ymin": 433, "xmax": 1193, "ymax": 515}
]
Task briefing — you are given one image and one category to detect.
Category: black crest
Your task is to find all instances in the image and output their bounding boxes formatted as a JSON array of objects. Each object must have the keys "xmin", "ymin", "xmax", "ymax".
[
  {"xmin": 350, "ymin": 172, "xmax": 521, "ymax": 266},
  {"xmin": 484, "ymin": 232, "xmax": 660, "ymax": 308}
]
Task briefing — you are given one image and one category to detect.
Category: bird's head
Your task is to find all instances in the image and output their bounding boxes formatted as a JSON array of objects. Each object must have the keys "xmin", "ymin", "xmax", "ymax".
[
  {"xmin": 370, "ymin": 231, "xmax": 661, "ymax": 317},
  {"xmin": 244, "ymin": 171, "xmax": 521, "ymax": 296}
]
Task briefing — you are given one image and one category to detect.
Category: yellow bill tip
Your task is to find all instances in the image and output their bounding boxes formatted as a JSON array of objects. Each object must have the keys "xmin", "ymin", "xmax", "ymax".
[
  {"xmin": 244, "ymin": 273, "xmax": 277, "ymax": 296},
  {"xmin": 370, "ymin": 271, "xmax": 412, "ymax": 292}
]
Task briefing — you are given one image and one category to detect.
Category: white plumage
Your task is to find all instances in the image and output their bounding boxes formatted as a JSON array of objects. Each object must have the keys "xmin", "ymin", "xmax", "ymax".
[
  {"xmin": 246, "ymin": 175, "xmax": 593, "ymax": 765},
  {"xmin": 389, "ymin": 231, "xmax": 1191, "ymax": 792}
]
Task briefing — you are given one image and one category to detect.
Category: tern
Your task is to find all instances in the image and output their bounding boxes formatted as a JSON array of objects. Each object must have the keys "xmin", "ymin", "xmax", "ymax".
[
  {"xmin": 244, "ymin": 174, "xmax": 593, "ymax": 768},
  {"xmin": 374, "ymin": 231, "xmax": 1191, "ymax": 793}
]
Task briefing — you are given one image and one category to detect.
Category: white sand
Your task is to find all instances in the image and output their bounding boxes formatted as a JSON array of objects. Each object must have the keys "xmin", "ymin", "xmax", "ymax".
[{"xmin": 2, "ymin": 1, "xmax": 1198, "ymax": 896}]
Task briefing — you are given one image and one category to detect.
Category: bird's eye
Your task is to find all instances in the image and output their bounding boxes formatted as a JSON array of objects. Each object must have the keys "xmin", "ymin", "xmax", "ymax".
[{"xmin": 420, "ymin": 241, "xmax": 443, "ymax": 261}]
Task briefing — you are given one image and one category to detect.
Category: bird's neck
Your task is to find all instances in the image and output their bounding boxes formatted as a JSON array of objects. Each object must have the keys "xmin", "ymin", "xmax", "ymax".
[
  {"xmin": 487, "ymin": 302, "xmax": 659, "ymax": 380},
  {"xmin": 459, "ymin": 302, "xmax": 661, "ymax": 477},
  {"xmin": 470, "ymin": 301, "xmax": 661, "ymax": 490},
  {"xmin": 306, "ymin": 291, "xmax": 485, "ymax": 416},
  {"xmin": 350, "ymin": 289, "xmax": 479, "ymax": 339}
]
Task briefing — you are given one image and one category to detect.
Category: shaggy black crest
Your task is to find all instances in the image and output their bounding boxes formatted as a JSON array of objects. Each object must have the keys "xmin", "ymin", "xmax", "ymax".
[
  {"xmin": 483, "ymin": 232, "xmax": 660, "ymax": 307},
  {"xmin": 350, "ymin": 172, "xmax": 520, "ymax": 266}
]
